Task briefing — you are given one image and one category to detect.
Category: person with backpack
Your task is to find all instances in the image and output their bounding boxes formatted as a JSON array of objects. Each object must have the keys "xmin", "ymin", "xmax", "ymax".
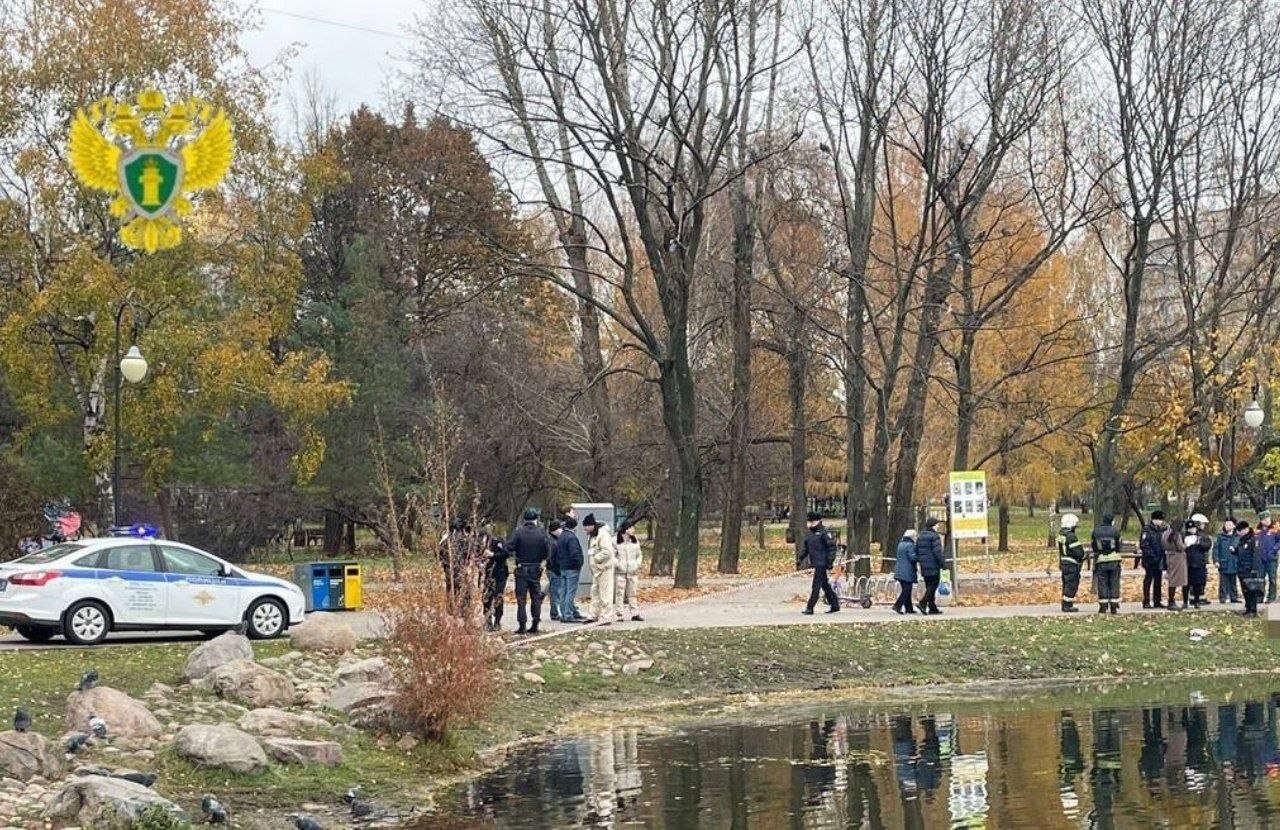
[
  {"xmin": 1236, "ymin": 520, "xmax": 1263, "ymax": 617},
  {"xmin": 916, "ymin": 517, "xmax": 946, "ymax": 615},
  {"xmin": 1138, "ymin": 511, "xmax": 1168, "ymax": 609},
  {"xmin": 1091, "ymin": 514, "xmax": 1123, "ymax": 614},
  {"xmin": 1058, "ymin": 514, "xmax": 1087, "ymax": 613},
  {"xmin": 1162, "ymin": 517, "xmax": 1189, "ymax": 610},
  {"xmin": 1214, "ymin": 519, "xmax": 1239, "ymax": 603},
  {"xmin": 1185, "ymin": 514, "xmax": 1212, "ymax": 608}
]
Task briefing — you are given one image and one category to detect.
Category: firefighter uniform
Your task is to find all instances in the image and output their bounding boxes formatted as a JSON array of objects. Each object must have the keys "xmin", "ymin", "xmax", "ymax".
[
  {"xmin": 1058, "ymin": 525, "xmax": 1087, "ymax": 612},
  {"xmin": 1091, "ymin": 517, "xmax": 1123, "ymax": 614}
]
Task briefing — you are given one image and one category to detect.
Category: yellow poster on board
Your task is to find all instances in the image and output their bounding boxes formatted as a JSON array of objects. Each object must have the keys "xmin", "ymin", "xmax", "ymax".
[{"xmin": 948, "ymin": 471, "xmax": 989, "ymax": 540}]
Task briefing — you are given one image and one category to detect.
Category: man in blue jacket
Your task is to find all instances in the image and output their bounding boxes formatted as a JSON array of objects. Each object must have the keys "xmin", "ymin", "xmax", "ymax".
[
  {"xmin": 916, "ymin": 516, "xmax": 946, "ymax": 615},
  {"xmin": 1257, "ymin": 514, "xmax": 1277, "ymax": 603},
  {"xmin": 556, "ymin": 517, "xmax": 587, "ymax": 622},
  {"xmin": 800, "ymin": 512, "xmax": 840, "ymax": 614},
  {"xmin": 1215, "ymin": 519, "xmax": 1239, "ymax": 603}
]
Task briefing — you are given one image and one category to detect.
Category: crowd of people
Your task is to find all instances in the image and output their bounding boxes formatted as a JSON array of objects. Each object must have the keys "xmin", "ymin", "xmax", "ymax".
[{"xmin": 440, "ymin": 507, "xmax": 644, "ymax": 635}]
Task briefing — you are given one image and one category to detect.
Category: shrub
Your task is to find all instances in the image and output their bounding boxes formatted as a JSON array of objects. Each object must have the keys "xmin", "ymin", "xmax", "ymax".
[{"xmin": 380, "ymin": 574, "xmax": 505, "ymax": 741}]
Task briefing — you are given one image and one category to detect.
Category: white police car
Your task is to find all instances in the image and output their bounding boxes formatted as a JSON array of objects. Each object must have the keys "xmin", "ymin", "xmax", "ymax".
[{"xmin": 0, "ymin": 536, "xmax": 306, "ymax": 645}]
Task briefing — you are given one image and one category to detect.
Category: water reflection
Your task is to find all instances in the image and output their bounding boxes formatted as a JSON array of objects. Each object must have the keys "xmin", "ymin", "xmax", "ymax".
[{"xmin": 451, "ymin": 689, "xmax": 1280, "ymax": 829}]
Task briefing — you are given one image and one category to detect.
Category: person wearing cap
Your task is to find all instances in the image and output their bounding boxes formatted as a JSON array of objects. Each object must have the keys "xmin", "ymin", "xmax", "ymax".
[
  {"xmin": 1185, "ymin": 514, "xmax": 1212, "ymax": 609},
  {"xmin": 556, "ymin": 516, "xmax": 587, "ymax": 622},
  {"xmin": 1057, "ymin": 514, "xmax": 1086, "ymax": 613},
  {"xmin": 1138, "ymin": 511, "xmax": 1168, "ymax": 609},
  {"xmin": 506, "ymin": 508, "xmax": 553, "ymax": 634},
  {"xmin": 547, "ymin": 521, "xmax": 565, "ymax": 621},
  {"xmin": 1257, "ymin": 514, "xmax": 1278, "ymax": 603},
  {"xmin": 893, "ymin": 529, "xmax": 919, "ymax": 614},
  {"xmin": 582, "ymin": 513, "xmax": 617, "ymax": 623},
  {"xmin": 1236, "ymin": 519, "xmax": 1263, "ymax": 617},
  {"xmin": 1091, "ymin": 514, "xmax": 1123, "ymax": 614},
  {"xmin": 916, "ymin": 517, "xmax": 946, "ymax": 615},
  {"xmin": 800, "ymin": 512, "xmax": 840, "ymax": 614},
  {"xmin": 1214, "ymin": 519, "xmax": 1239, "ymax": 604}
]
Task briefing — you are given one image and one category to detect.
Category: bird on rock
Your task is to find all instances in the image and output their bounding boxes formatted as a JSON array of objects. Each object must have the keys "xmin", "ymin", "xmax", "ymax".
[
  {"xmin": 65, "ymin": 732, "xmax": 90, "ymax": 753},
  {"xmin": 201, "ymin": 794, "xmax": 230, "ymax": 825},
  {"xmin": 112, "ymin": 771, "xmax": 158, "ymax": 787},
  {"xmin": 13, "ymin": 708, "xmax": 31, "ymax": 733},
  {"xmin": 77, "ymin": 670, "xmax": 98, "ymax": 692},
  {"xmin": 88, "ymin": 714, "xmax": 108, "ymax": 739},
  {"xmin": 287, "ymin": 814, "xmax": 324, "ymax": 830},
  {"xmin": 342, "ymin": 787, "xmax": 360, "ymax": 806}
]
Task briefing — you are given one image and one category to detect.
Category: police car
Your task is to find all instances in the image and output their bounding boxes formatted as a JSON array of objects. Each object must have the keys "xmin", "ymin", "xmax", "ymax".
[{"xmin": 0, "ymin": 535, "xmax": 306, "ymax": 645}]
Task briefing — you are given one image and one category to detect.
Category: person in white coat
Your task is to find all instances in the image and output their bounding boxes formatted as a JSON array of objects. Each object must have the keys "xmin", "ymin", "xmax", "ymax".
[
  {"xmin": 583, "ymin": 513, "xmax": 616, "ymax": 624},
  {"xmin": 615, "ymin": 527, "xmax": 643, "ymax": 622}
]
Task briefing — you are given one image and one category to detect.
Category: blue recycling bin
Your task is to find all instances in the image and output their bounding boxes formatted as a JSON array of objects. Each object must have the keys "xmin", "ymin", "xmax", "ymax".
[{"xmin": 293, "ymin": 562, "xmax": 355, "ymax": 611}]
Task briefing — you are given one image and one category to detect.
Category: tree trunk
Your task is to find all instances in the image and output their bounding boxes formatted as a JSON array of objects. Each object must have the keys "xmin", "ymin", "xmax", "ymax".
[
  {"xmin": 788, "ymin": 336, "xmax": 808, "ymax": 564},
  {"xmin": 650, "ymin": 453, "xmax": 676, "ymax": 576},
  {"xmin": 998, "ymin": 500, "xmax": 1010, "ymax": 552},
  {"xmin": 659, "ymin": 342, "xmax": 702, "ymax": 589},
  {"xmin": 157, "ymin": 487, "xmax": 176, "ymax": 540},
  {"xmin": 563, "ymin": 239, "xmax": 614, "ymax": 499},
  {"xmin": 952, "ymin": 328, "xmax": 977, "ymax": 471},
  {"xmin": 718, "ymin": 173, "xmax": 755, "ymax": 574},
  {"xmin": 1028, "ymin": 493, "xmax": 1036, "ymax": 517}
]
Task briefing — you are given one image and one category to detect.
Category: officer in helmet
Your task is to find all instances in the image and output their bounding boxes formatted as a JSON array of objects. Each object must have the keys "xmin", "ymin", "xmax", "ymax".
[
  {"xmin": 1185, "ymin": 513, "xmax": 1212, "ymax": 609},
  {"xmin": 1058, "ymin": 513, "xmax": 1087, "ymax": 612},
  {"xmin": 1091, "ymin": 514, "xmax": 1123, "ymax": 614}
]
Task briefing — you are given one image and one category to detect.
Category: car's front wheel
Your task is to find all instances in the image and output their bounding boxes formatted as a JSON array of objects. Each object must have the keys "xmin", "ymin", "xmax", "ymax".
[
  {"xmin": 15, "ymin": 625, "xmax": 57, "ymax": 644},
  {"xmin": 245, "ymin": 598, "xmax": 287, "ymax": 640},
  {"xmin": 63, "ymin": 600, "xmax": 111, "ymax": 646}
]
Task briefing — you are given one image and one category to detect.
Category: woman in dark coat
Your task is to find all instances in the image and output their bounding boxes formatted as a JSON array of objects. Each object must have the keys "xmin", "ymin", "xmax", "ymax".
[
  {"xmin": 1236, "ymin": 522, "xmax": 1262, "ymax": 617},
  {"xmin": 893, "ymin": 529, "xmax": 919, "ymax": 614}
]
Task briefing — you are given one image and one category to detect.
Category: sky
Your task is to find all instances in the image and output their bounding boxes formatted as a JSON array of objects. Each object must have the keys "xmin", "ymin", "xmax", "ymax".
[{"xmin": 240, "ymin": 1, "xmax": 422, "ymax": 123}]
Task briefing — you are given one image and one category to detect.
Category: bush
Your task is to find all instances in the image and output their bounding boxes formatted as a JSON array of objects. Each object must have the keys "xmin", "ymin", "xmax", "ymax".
[{"xmin": 380, "ymin": 575, "xmax": 505, "ymax": 741}]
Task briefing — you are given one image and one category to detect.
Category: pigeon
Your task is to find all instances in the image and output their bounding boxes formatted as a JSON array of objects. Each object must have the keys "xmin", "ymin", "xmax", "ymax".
[
  {"xmin": 13, "ymin": 708, "xmax": 31, "ymax": 733},
  {"xmin": 349, "ymin": 799, "xmax": 380, "ymax": 820},
  {"xmin": 65, "ymin": 732, "xmax": 91, "ymax": 753},
  {"xmin": 287, "ymin": 814, "xmax": 324, "ymax": 830},
  {"xmin": 112, "ymin": 771, "xmax": 158, "ymax": 787},
  {"xmin": 342, "ymin": 787, "xmax": 361, "ymax": 806},
  {"xmin": 88, "ymin": 713, "xmax": 108, "ymax": 739},
  {"xmin": 201, "ymin": 794, "xmax": 230, "ymax": 825},
  {"xmin": 77, "ymin": 670, "xmax": 99, "ymax": 692}
]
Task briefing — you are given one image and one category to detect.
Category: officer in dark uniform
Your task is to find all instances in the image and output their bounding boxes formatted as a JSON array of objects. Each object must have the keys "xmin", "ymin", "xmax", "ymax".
[
  {"xmin": 1091, "ymin": 514, "xmax": 1123, "ymax": 614},
  {"xmin": 506, "ymin": 508, "xmax": 553, "ymax": 634},
  {"xmin": 1057, "ymin": 513, "xmax": 1086, "ymax": 612},
  {"xmin": 481, "ymin": 536, "xmax": 510, "ymax": 631},
  {"xmin": 1058, "ymin": 710, "xmax": 1085, "ymax": 820},
  {"xmin": 800, "ymin": 512, "xmax": 840, "ymax": 615}
]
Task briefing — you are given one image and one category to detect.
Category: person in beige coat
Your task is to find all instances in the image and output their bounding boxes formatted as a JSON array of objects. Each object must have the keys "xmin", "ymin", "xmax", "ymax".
[
  {"xmin": 615, "ymin": 527, "xmax": 643, "ymax": 622},
  {"xmin": 583, "ymin": 513, "xmax": 616, "ymax": 624}
]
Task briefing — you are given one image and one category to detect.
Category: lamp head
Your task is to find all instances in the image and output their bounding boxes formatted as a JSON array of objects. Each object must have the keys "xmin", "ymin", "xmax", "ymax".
[
  {"xmin": 120, "ymin": 345, "xmax": 148, "ymax": 383},
  {"xmin": 1244, "ymin": 399, "xmax": 1264, "ymax": 429}
]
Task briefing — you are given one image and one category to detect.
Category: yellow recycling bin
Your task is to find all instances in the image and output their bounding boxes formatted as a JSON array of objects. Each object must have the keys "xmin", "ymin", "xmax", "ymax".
[{"xmin": 343, "ymin": 563, "xmax": 363, "ymax": 610}]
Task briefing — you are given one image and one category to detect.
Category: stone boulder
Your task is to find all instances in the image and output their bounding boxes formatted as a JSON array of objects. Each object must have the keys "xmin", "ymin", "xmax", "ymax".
[
  {"xmin": 289, "ymin": 614, "xmax": 358, "ymax": 653},
  {"xmin": 325, "ymin": 682, "xmax": 392, "ymax": 715},
  {"xmin": 0, "ymin": 731, "xmax": 64, "ymax": 781},
  {"xmin": 65, "ymin": 688, "xmax": 162, "ymax": 739},
  {"xmin": 183, "ymin": 633, "xmax": 254, "ymax": 681},
  {"xmin": 173, "ymin": 725, "xmax": 268, "ymax": 774},
  {"xmin": 206, "ymin": 660, "xmax": 296, "ymax": 708},
  {"xmin": 43, "ymin": 775, "xmax": 187, "ymax": 826},
  {"xmin": 335, "ymin": 657, "xmax": 392, "ymax": 686},
  {"xmin": 237, "ymin": 708, "xmax": 330, "ymax": 737},
  {"xmin": 261, "ymin": 738, "xmax": 343, "ymax": 766}
]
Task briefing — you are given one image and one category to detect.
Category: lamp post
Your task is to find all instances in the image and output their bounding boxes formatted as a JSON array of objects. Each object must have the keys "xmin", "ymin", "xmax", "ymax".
[
  {"xmin": 1226, "ymin": 397, "xmax": 1266, "ymax": 517},
  {"xmin": 112, "ymin": 304, "xmax": 148, "ymax": 526}
]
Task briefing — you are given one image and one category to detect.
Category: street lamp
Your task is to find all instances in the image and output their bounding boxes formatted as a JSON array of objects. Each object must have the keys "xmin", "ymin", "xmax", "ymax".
[
  {"xmin": 112, "ymin": 306, "xmax": 148, "ymax": 526},
  {"xmin": 1227, "ymin": 397, "xmax": 1266, "ymax": 516}
]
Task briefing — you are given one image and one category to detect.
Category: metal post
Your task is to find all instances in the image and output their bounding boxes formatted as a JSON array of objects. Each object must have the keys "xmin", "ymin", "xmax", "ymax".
[
  {"xmin": 112, "ymin": 307, "xmax": 122, "ymax": 527},
  {"xmin": 1228, "ymin": 420, "xmax": 1237, "ymax": 518}
]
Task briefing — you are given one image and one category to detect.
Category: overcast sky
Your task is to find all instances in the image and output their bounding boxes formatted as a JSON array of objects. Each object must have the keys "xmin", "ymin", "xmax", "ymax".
[{"xmin": 241, "ymin": 1, "xmax": 421, "ymax": 122}]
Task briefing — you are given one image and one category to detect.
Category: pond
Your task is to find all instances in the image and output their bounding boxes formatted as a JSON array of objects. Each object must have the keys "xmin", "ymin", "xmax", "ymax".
[{"xmin": 442, "ymin": 678, "xmax": 1280, "ymax": 828}]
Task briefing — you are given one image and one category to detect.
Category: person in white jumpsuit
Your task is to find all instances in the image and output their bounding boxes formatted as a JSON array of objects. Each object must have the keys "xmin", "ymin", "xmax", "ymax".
[
  {"xmin": 583, "ymin": 513, "xmax": 616, "ymax": 623},
  {"xmin": 614, "ymin": 527, "xmax": 643, "ymax": 621}
]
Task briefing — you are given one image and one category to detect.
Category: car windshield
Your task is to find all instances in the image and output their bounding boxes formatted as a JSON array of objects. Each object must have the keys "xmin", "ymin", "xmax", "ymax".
[{"xmin": 10, "ymin": 543, "xmax": 86, "ymax": 565}]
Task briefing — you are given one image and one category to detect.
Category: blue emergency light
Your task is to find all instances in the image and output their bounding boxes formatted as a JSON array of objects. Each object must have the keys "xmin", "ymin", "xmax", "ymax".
[{"xmin": 106, "ymin": 523, "xmax": 161, "ymax": 539}]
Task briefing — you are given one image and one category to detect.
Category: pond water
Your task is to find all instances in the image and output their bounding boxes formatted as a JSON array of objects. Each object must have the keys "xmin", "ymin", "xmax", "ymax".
[{"xmin": 443, "ymin": 679, "xmax": 1280, "ymax": 829}]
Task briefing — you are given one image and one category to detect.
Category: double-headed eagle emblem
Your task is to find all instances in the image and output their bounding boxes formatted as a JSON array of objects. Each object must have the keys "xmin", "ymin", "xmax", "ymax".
[{"xmin": 68, "ymin": 89, "xmax": 234, "ymax": 253}]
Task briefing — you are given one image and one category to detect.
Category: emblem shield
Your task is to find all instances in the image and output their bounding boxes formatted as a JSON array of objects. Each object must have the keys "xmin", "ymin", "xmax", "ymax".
[{"xmin": 119, "ymin": 150, "xmax": 183, "ymax": 217}]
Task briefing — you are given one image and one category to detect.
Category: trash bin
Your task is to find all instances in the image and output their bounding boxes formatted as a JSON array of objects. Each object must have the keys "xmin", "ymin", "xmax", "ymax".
[
  {"xmin": 327, "ymin": 565, "xmax": 346, "ymax": 610},
  {"xmin": 343, "ymin": 563, "xmax": 363, "ymax": 609}
]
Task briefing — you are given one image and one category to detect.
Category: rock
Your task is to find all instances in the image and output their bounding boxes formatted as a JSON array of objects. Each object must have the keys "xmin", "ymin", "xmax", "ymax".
[
  {"xmin": 565, "ymin": 654, "xmax": 581, "ymax": 665},
  {"xmin": 533, "ymin": 649, "xmax": 550, "ymax": 659},
  {"xmin": 43, "ymin": 775, "xmax": 186, "ymax": 826},
  {"xmin": 395, "ymin": 735, "xmax": 418, "ymax": 751},
  {"xmin": 601, "ymin": 669, "xmax": 616, "ymax": 678},
  {"xmin": 65, "ymin": 688, "xmax": 162, "ymax": 739},
  {"xmin": 622, "ymin": 659, "xmax": 654, "ymax": 675},
  {"xmin": 206, "ymin": 660, "xmax": 296, "ymax": 708},
  {"xmin": 587, "ymin": 643, "xmax": 605, "ymax": 653},
  {"xmin": 261, "ymin": 738, "xmax": 343, "ymax": 767},
  {"xmin": 335, "ymin": 657, "xmax": 392, "ymax": 686},
  {"xmin": 521, "ymin": 672, "xmax": 545, "ymax": 685},
  {"xmin": 173, "ymin": 725, "xmax": 268, "ymax": 774},
  {"xmin": 237, "ymin": 708, "xmax": 329, "ymax": 737},
  {"xmin": 182, "ymin": 633, "xmax": 254, "ymax": 682},
  {"xmin": 143, "ymin": 683, "xmax": 173, "ymax": 699},
  {"xmin": 325, "ymin": 683, "xmax": 391, "ymax": 714},
  {"xmin": 289, "ymin": 614, "xmax": 358, "ymax": 653},
  {"xmin": 0, "ymin": 732, "xmax": 63, "ymax": 782}
]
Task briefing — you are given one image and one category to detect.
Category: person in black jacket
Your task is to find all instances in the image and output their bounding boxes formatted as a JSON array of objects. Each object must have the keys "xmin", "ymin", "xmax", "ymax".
[
  {"xmin": 1057, "ymin": 513, "xmax": 1086, "ymax": 613},
  {"xmin": 1185, "ymin": 514, "xmax": 1212, "ymax": 609},
  {"xmin": 800, "ymin": 512, "xmax": 840, "ymax": 614},
  {"xmin": 1236, "ymin": 521, "xmax": 1262, "ymax": 617},
  {"xmin": 506, "ymin": 508, "xmax": 553, "ymax": 634},
  {"xmin": 481, "ymin": 536, "xmax": 510, "ymax": 631},
  {"xmin": 555, "ymin": 517, "xmax": 587, "ymax": 622},
  {"xmin": 546, "ymin": 520, "xmax": 564, "ymax": 621},
  {"xmin": 1091, "ymin": 514, "xmax": 1123, "ymax": 614},
  {"xmin": 1138, "ymin": 511, "xmax": 1168, "ymax": 609},
  {"xmin": 916, "ymin": 516, "xmax": 947, "ymax": 615}
]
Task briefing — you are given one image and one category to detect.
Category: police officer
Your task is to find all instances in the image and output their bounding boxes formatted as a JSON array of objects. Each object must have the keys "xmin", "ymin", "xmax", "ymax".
[
  {"xmin": 1186, "ymin": 513, "xmax": 1212, "ymax": 608},
  {"xmin": 1091, "ymin": 514, "xmax": 1123, "ymax": 614},
  {"xmin": 506, "ymin": 508, "xmax": 553, "ymax": 634},
  {"xmin": 1058, "ymin": 513, "xmax": 1086, "ymax": 612},
  {"xmin": 800, "ymin": 512, "xmax": 840, "ymax": 615},
  {"xmin": 481, "ymin": 536, "xmax": 510, "ymax": 631}
]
